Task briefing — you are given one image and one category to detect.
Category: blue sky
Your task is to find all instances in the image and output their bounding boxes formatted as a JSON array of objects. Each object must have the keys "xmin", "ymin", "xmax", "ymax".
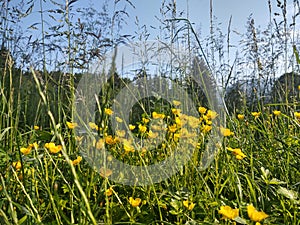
[
  {"xmin": 7, "ymin": 0, "xmax": 298, "ymax": 74},
  {"xmin": 121, "ymin": 0, "xmax": 271, "ymax": 37},
  {"xmin": 15, "ymin": 0, "xmax": 275, "ymax": 42}
]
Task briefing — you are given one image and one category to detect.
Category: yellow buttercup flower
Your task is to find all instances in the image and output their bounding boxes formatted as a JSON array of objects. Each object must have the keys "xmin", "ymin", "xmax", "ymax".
[
  {"xmin": 187, "ymin": 116, "xmax": 199, "ymax": 128},
  {"xmin": 129, "ymin": 197, "xmax": 141, "ymax": 207},
  {"xmin": 66, "ymin": 121, "xmax": 78, "ymax": 129},
  {"xmin": 96, "ymin": 139, "xmax": 105, "ymax": 149},
  {"xmin": 206, "ymin": 110, "xmax": 217, "ymax": 120},
  {"xmin": 294, "ymin": 112, "xmax": 300, "ymax": 119},
  {"xmin": 71, "ymin": 156, "xmax": 82, "ymax": 165},
  {"xmin": 115, "ymin": 116, "xmax": 123, "ymax": 123},
  {"xmin": 175, "ymin": 117, "xmax": 182, "ymax": 127},
  {"xmin": 142, "ymin": 118, "xmax": 149, "ymax": 124},
  {"xmin": 104, "ymin": 108, "xmax": 113, "ymax": 115},
  {"xmin": 105, "ymin": 187, "xmax": 113, "ymax": 196},
  {"xmin": 202, "ymin": 124, "xmax": 212, "ymax": 133},
  {"xmin": 198, "ymin": 106, "xmax": 207, "ymax": 114},
  {"xmin": 30, "ymin": 142, "xmax": 38, "ymax": 149},
  {"xmin": 123, "ymin": 139, "xmax": 135, "ymax": 153},
  {"xmin": 34, "ymin": 125, "xmax": 39, "ymax": 130},
  {"xmin": 148, "ymin": 130, "xmax": 158, "ymax": 138},
  {"xmin": 172, "ymin": 100, "xmax": 181, "ymax": 106},
  {"xmin": 12, "ymin": 161, "xmax": 22, "ymax": 170},
  {"xmin": 89, "ymin": 122, "xmax": 99, "ymax": 130},
  {"xmin": 172, "ymin": 108, "xmax": 181, "ymax": 115},
  {"xmin": 247, "ymin": 204, "xmax": 269, "ymax": 222},
  {"xmin": 138, "ymin": 124, "xmax": 147, "ymax": 133},
  {"xmin": 251, "ymin": 112, "xmax": 261, "ymax": 119},
  {"xmin": 218, "ymin": 205, "xmax": 239, "ymax": 220},
  {"xmin": 116, "ymin": 129, "xmax": 126, "ymax": 138},
  {"xmin": 45, "ymin": 142, "xmax": 62, "ymax": 154},
  {"xmin": 237, "ymin": 114, "xmax": 245, "ymax": 120},
  {"xmin": 227, "ymin": 147, "xmax": 246, "ymax": 160},
  {"xmin": 273, "ymin": 110, "xmax": 281, "ymax": 116},
  {"xmin": 129, "ymin": 124, "xmax": 136, "ymax": 130},
  {"xmin": 168, "ymin": 124, "xmax": 177, "ymax": 133},
  {"xmin": 220, "ymin": 127, "xmax": 234, "ymax": 137},
  {"xmin": 20, "ymin": 147, "xmax": 31, "ymax": 155},
  {"xmin": 183, "ymin": 200, "xmax": 195, "ymax": 211},
  {"xmin": 105, "ymin": 135, "xmax": 118, "ymax": 145},
  {"xmin": 152, "ymin": 111, "xmax": 165, "ymax": 119},
  {"xmin": 20, "ymin": 142, "xmax": 38, "ymax": 155}
]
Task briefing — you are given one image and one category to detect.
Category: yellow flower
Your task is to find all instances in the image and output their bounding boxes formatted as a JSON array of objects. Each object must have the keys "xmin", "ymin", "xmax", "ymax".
[
  {"xmin": 298, "ymin": 85, "xmax": 300, "ymax": 91},
  {"xmin": 104, "ymin": 108, "xmax": 113, "ymax": 115},
  {"xmin": 30, "ymin": 142, "xmax": 38, "ymax": 149},
  {"xmin": 142, "ymin": 118, "xmax": 149, "ymax": 124},
  {"xmin": 105, "ymin": 135, "xmax": 118, "ymax": 145},
  {"xmin": 202, "ymin": 125, "xmax": 212, "ymax": 133},
  {"xmin": 105, "ymin": 187, "xmax": 113, "ymax": 196},
  {"xmin": 247, "ymin": 204, "xmax": 269, "ymax": 222},
  {"xmin": 227, "ymin": 147, "xmax": 246, "ymax": 160},
  {"xmin": 168, "ymin": 124, "xmax": 177, "ymax": 133},
  {"xmin": 187, "ymin": 116, "xmax": 199, "ymax": 128},
  {"xmin": 152, "ymin": 111, "xmax": 165, "ymax": 119},
  {"xmin": 183, "ymin": 200, "xmax": 195, "ymax": 211},
  {"xmin": 123, "ymin": 139, "xmax": 135, "ymax": 153},
  {"xmin": 45, "ymin": 142, "xmax": 62, "ymax": 154},
  {"xmin": 20, "ymin": 142, "xmax": 38, "ymax": 155},
  {"xmin": 172, "ymin": 100, "xmax": 181, "ymax": 106},
  {"xmin": 206, "ymin": 110, "xmax": 217, "ymax": 120},
  {"xmin": 66, "ymin": 121, "xmax": 78, "ymax": 129},
  {"xmin": 34, "ymin": 125, "xmax": 39, "ymax": 130},
  {"xmin": 116, "ymin": 129, "xmax": 126, "ymax": 138},
  {"xmin": 218, "ymin": 205, "xmax": 239, "ymax": 220},
  {"xmin": 129, "ymin": 124, "xmax": 136, "ymax": 130},
  {"xmin": 99, "ymin": 167, "xmax": 113, "ymax": 178},
  {"xmin": 172, "ymin": 108, "xmax": 181, "ymax": 115},
  {"xmin": 273, "ymin": 110, "xmax": 281, "ymax": 116},
  {"xmin": 20, "ymin": 147, "xmax": 31, "ymax": 155},
  {"xmin": 96, "ymin": 138, "xmax": 105, "ymax": 149},
  {"xmin": 115, "ymin": 116, "xmax": 123, "ymax": 123},
  {"xmin": 89, "ymin": 122, "xmax": 99, "ymax": 130},
  {"xmin": 12, "ymin": 161, "xmax": 22, "ymax": 170},
  {"xmin": 198, "ymin": 106, "xmax": 207, "ymax": 114},
  {"xmin": 251, "ymin": 112, "xmax": 261, "ymax": 119},
  {"xmin": 237, "ymin": 114, "xmax": 245, "ymax": 120},
  {"xmin": 220, "ymin": 127, "xmax": 234, "ymax": 137},
  {"xmin": 138, "ymin": 124, "xmax": 147, "ymax": 133},
  {"xmin": 173, "ymin": 133, "xmax": 181, "ymax": 142},
  {"xmin": 129, "ymin": 197, "xmax": 141, "ymax": 207},
  {"xmin": 72, "ymin": 156, "xmax": 82, "ymax": 165},
  {"xmin": 294, "ymin": 112, "xmax": 300, "ymax": 119},
  {"xmin": 20, "ymin": 147, "xmax": 30, "ymax": 154},
  {"xmin": 175, "ymin": 117, "xmax": 182, "ymax": 127},
  {"xmin": 148, "ymin": 130, "xmax": 158, "ymax": 138}
]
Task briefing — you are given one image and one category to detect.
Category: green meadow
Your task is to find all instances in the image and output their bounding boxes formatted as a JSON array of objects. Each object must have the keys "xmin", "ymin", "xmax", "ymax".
[{"xmin": 0, "ymin": 0, "xmax": 299, "ymax": 224}]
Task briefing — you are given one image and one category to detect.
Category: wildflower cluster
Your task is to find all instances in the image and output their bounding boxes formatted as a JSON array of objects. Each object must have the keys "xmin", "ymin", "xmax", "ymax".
[{"xmin": 219, "ymin": 204, "xmax": 268, "ymax": 224}]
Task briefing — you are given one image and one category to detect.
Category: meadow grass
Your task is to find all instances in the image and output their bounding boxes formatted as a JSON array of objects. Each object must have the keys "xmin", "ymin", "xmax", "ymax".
[{"xmin": 0, "ymin": 0, "xmax": 300, "ymax": 224}]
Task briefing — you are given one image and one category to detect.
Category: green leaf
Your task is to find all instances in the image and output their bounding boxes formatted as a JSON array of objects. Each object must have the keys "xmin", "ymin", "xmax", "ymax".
[
  {"xmin": 268, "ymin": 178, "xmax": 286, "ymax": 185},
  {"xmin": 170, "ymin": 199, "xmax": 181, "ymax": 211},
  {"xmin": 18, "ymin": 215, "xmax": 27, "ymax": 225},
  {"xmin": 233, "ymin": 216, "xmax": 247, "ymax": 224},
  {"xmin": 277, "ymin": 187, "xmax": 298, "ymax": 200}
]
